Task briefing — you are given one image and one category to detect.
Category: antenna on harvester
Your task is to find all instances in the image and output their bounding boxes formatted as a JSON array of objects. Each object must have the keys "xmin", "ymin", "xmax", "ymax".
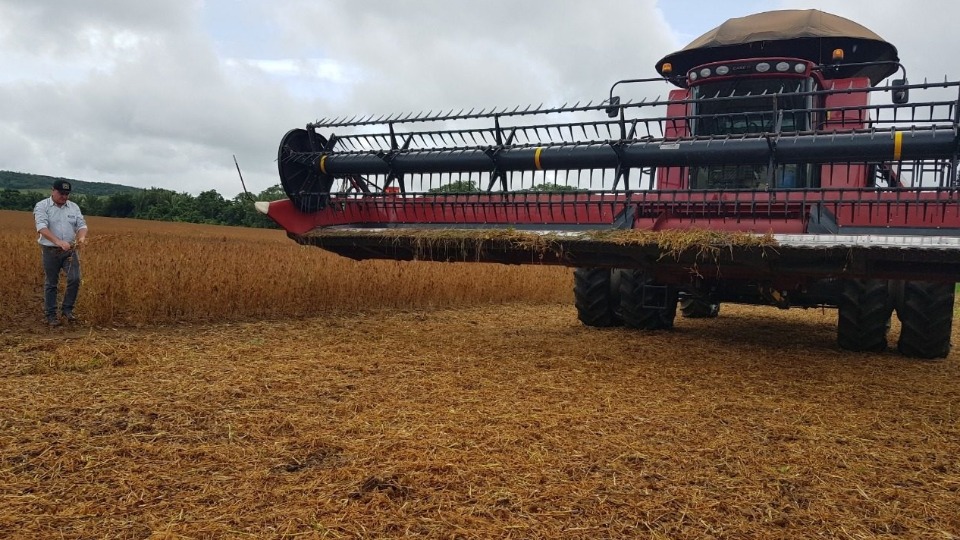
[{"xmin": 233, "ymin": 154, "xmax": 254, "ymax": 201}]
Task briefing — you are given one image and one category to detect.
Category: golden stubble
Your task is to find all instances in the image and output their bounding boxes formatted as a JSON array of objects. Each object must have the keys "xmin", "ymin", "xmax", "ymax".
[{"xmin": 0, "ymin": 210, "xmax": 571, "ymax": 328}]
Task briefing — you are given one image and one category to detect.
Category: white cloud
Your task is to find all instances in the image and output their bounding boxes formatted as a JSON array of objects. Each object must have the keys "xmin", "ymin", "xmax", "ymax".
[
  {"xmin": 759, "ymin": 0, "xmax": 959, "ymax": 81},
  {"xmin": 275, "ymin": 0, "xmax": 676, "ymax": 113},
  {"xmin": 0, "ymin": 0, "xmax": 957, "ymax": 197},
  {"xmin": 232, "ymin": 58, "xmax": 349, "ymax": 82}
]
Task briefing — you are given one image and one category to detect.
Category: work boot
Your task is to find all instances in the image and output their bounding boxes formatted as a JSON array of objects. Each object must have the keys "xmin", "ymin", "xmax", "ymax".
[
  {"xmin": 62, "ymin": 312, "xmax": 78, "ymax": 323},
  {"xmin": 47, "ymin": 316, "xmax": 61, "ymax": 328}
]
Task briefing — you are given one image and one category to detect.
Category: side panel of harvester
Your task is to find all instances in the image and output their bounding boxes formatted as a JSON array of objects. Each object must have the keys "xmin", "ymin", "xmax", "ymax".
[
  {"xmin": 820, "ymin": 78, "xmax": 872, "ymax": 190},
  {"xmin": 656, "ymin": 90, "xmax": 691, "ymax": 191}
]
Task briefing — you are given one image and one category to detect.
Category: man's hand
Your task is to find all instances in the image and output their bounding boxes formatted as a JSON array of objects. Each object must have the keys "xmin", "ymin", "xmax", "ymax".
[{"xmin": 56, "ymin": 239, "xmax": 72, "ymax": 251}]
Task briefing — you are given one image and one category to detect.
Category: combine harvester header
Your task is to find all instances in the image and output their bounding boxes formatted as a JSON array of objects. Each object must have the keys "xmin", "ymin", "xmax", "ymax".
[{"xmin": 258, "ymin": 9, "xmax": 960, "ymax": 359}]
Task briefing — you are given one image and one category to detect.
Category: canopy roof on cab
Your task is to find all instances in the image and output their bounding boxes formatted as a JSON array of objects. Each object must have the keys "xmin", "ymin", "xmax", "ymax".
[{"xmin": 657, "ymin": 9, "xmax": 899, "ymax": 87}]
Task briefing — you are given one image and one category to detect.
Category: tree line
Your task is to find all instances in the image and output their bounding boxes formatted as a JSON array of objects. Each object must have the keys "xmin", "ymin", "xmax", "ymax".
[
  {"xmin": 0, "ymin": 179, "xmax": 586, "ymax": 228},
  {"xmin": 0, "ymin": 186, "xmax": 285, "ymax": 228},
  {"xmin": 0, "ymin": 170, "xmax": 140, "ymax": 197}
]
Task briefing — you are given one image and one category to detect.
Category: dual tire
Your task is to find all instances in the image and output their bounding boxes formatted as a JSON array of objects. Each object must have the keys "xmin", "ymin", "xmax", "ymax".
[
  {"xmin": 575, "ymin": 271, "xmax": 955, "ymax": 359},
  {"xmin": 837, "ymin": 279, "xmax": 954, "ymax": 359},
  {"xmin": 896, "ymin": 281, "xmax": 954, "ymax": 359},
  {"xmin": 619, "ymin": 269, "xmax": 678, "ymax": 330},
  {"xmin": 837, "ymin": 279, "xmax": 892, "ymax": 353},
  {"xmin": 573, "ymin": 268, "xmax": 624, "ymax": 328},
  {"xmin": 574, "ymin": 268, "xmax": 677, "ymax": 330}
]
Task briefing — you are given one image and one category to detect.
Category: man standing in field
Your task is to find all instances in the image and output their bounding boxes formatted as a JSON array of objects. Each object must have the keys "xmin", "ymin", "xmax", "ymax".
[{"xmin": 34, "ymin": 180, "xmax": 87, "ymax": 327}]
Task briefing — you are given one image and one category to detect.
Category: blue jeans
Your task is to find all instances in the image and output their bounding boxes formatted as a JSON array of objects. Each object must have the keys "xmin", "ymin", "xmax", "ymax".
[{"xmin": 41, "ymin": 246, "xmax": 81, "ymax": 318}]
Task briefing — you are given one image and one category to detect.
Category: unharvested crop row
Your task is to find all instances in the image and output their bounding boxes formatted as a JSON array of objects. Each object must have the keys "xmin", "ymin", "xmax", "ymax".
[{"xmin": 0, "ymin": 210, "xmax": 571, "ymax": 328}]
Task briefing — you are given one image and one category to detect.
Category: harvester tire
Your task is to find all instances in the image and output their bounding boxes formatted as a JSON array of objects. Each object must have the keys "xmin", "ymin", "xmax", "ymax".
[
  {"xmin": 837, "ymin": 279, "xmax": 893, "ymax": 352},
  {"xmin": 574, "ymin": 268, "xmax": 623, "ymax": 328},
  {"xmin": 680, "ymin": 297, "xmax": 720, "ymax": 319},
  {"xmin": 619, "ymin": 269, "xmax": 678, "ymax": 330},
  {"xmin": 896, "ymin": 281, "xmax": 954, "ymax": 359}
]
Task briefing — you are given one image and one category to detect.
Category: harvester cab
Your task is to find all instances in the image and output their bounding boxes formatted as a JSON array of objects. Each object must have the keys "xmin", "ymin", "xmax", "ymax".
[
  {"xmin": 258, "ymin": 9, "xmax": 960, "ymax": 359},
  {"xmin": 645, "ymin": 9, "xmax": 906, "ymax": 194}
]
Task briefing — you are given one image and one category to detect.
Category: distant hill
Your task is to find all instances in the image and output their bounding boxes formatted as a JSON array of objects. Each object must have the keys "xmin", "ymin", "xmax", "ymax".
[{"xmin": 0, "ymin": 170, "xmax": 141, "ymax": 197}]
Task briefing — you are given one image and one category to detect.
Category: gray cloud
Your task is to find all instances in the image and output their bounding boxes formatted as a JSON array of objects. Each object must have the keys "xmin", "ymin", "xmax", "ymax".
[
  {"xmin": 797, "ymin": 1, "xmax": 960, "ymax": 83},
  {"xmin": 0, "ymin": 0, "xmax": 310, "ymax": 195},
  {"xmin": 278, "ymin": 0, "xmax": 677, "ymax": 112},
  {"xmin": 0, "ymin": 1, "xmax": 192, "ymax": 58},
  {"xmin": 0, "ymin": 1, "xmax": 958, "ymax": 197}
]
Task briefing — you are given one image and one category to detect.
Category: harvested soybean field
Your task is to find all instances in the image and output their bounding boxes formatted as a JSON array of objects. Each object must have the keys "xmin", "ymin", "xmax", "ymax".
[{"xmin": 1, "ymin": 210, "xmax": 959, "ymax": 538}]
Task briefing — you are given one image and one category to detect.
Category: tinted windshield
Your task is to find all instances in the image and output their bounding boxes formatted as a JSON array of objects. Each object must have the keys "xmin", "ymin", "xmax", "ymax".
[
  {"xmin": 690, "ymin": 163, "xmax": 815, "ymax": 190},
  {"xmin": 693, "ymin": 77, "xmax": 812, "ymax": 136},
  {"xmin": 690, "ymin": 76, "xmax": 817, "ymax": 189}
]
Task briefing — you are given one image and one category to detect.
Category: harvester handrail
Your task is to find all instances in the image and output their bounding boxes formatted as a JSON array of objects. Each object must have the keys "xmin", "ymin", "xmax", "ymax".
[
  {"xmin": 310, "ymin": 100, "xmax": 615, "ymax": 129},
  {"xmin": 309, "ymin": 80, "xmax": 960, "ymax": 156},
  {"xmin": 286, "ymin": 124, "xmax": 956, "ymax": 160}
]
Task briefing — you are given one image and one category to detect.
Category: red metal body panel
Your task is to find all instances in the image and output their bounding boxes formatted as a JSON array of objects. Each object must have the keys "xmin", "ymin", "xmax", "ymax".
[
  {"xmin": 663, "ymin": 90, "xmax": 691, "ymax": 139},
  {"xmin": 265, "ymin": 188, "xmax": 960, "ymax": 237},
  {"xmin": 832, "ymin": 190, "xmax": 960, "ymax": 229},
  {"xmin": 822, "ymin": 77, "xmax": 871, "ymax": 132},
  {"xmin": 821, "ymin": 164, "xmax": 868, "ymax": 190},
  {"xmin": 658, "ymin": 89, "xmax": 691, "ymax": 190},
  {"xmin": 818, "ymin": 77, "xmax": 873, "ymax": 189}
]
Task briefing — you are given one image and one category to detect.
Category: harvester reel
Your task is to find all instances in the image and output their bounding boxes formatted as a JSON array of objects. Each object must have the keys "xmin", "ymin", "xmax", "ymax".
[{"xmin": 278, "ymin": 128, "xmax": 334, "ymax": 213}]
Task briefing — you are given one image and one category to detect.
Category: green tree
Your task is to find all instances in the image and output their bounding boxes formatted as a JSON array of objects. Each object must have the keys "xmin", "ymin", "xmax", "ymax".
[
  {"xmin": 103, "ymin": 192, "xmax": 136, "ymax": 217},
  {"xmin": 257, "ymin": 184, "xmax": 287, "ymax": 201},
  {"xmin": 0, "ymin": 188, "xmax": 42, "ymax": 211},
  {"xmin": 1, "ymin": 177, "xmax": 283, "ymax": 229},
  {"xmin": 523, "ymin": 182, "xmax": 584, "ymax": 192},
  {"xmin": 194, "ymin": 190, "xmax": 228, "ymax": 223},
  {"xmin": 73, "ymin": 193, "xmax": 103, "ymax": 216},
  {"xmin": 134, "ymin": 188, "xmax": 176, "ymax": 219},
  {"xmin": 428, "ymin": 180, "xmax": 480, "ymax": 193}
]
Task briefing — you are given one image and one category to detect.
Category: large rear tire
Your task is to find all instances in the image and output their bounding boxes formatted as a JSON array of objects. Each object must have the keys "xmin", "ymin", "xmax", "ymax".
[
  {"xmin": 837, "ymin": 279, "xmax": 893, "ymax": 352},
  {"xmin": 620, "ymin": 269, "xmax": 678, "ymax": 330},
  {"xmin": 574, "ymin": 268, "xmax": 623, "ymax": 328},
  {"xmin": 896, "ymin": 281, "xmax": 954, "ymax": 359}
]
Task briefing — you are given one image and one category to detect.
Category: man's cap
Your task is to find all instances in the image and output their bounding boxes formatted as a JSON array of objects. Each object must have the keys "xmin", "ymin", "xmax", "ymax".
[{"xmin": 53, "ymin": 180, "xmax": 72, "ymax": 193}]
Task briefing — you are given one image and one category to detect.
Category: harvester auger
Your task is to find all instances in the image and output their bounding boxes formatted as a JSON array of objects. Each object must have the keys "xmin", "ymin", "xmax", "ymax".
[{"xmin": 258, "ymin": 9, "xmax": 960, "ymax": 359}]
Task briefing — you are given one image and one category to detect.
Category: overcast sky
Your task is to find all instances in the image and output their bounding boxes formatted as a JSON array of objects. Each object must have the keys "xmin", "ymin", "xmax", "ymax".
[{"xmin": 2, "ymin": 0, "xmax": 958, "ymax": 198}]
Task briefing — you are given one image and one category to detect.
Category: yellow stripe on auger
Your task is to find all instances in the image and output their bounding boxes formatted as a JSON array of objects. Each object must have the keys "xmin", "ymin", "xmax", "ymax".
[
  {"xmin": 319, "ymin": 155, "xmax": 328, "ymax": 174},
  {"xmin": 534, "ymin": 147, "xmax": 544, "ymax": 170},
  {"xmin": 894, "ymin": 131, "xmax": 903, "ymax": 161}
]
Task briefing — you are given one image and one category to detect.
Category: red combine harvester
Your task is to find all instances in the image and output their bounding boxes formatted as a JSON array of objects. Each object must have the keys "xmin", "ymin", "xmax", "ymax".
[{"xmin": 257, "ymin": 10, "xmax": 960, "ymax": 359}]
